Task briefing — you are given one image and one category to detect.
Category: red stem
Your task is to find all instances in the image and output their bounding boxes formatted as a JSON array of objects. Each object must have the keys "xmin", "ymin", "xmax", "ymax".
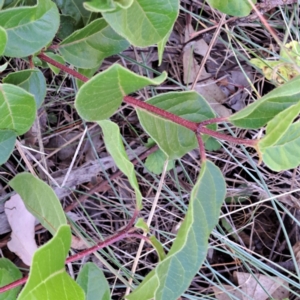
[
  {"xmin": 37, "ymin": 52, "xmax": 256, "ymax": 147},
  {"xmin": 196, "ymin": 133, "xmax": 206, "ymax": 162},
  {"xmin": 0, "ymin": 210, "xmax": 140, "ymax": 293},
  {"xmin": 37, "ymin": 53, "xmax": 89, "ymax": 82}
]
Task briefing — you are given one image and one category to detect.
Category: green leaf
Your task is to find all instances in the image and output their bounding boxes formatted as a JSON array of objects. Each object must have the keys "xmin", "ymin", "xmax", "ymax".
[
  {"xmin": 75, "ymin": 64, "xmax": 167, "ymax": 121},
  {"xmin": 258, "ymin": 102, "xmax": 300, "ymax": 171},
  {"xmin": 0, "ymin": 63, "xmax": 8, "ymax": 73},
  {"xmin": 83, "ymin": 0, "xmax": 133, "ymax": 12},
  {"xmin": 0, "ymin": 84, "xmax": 36, "ymax": 135},
  {"xmin": 59, "ymin": 18, "xmax": 129, "ymax": 68},
  {"xmin": 259, "ymin": 101, "xmax": 300, "ymax": 149},
  {"xmin": 44, "ymin": 52, "xmax": 66, "ymax": 75},
  {"xmin": 0, "ymin": 130, "xmax": 16, "ymax": 165},
  {"xmin": 57, "ymin": 15, "xmax": 78, "ymax": 40},
  {"xmin": 149, "ymin": 235, "xmax": 166, "ymax": 262},
  {"xmin": 76, "ymin": 64, "xmax": 101, "ymax": 89},
  {"xmin": 137, "ymin": 91, "xmax": 216, "ymax": 159},
  {"xmin": 229, "ymin": 75, "xmax": 300, "ymax": 129},
  {"xmin": 97, "ymin": 120, "xmax": 142, "ymax": 209},
  {"xmin": 9, "ymin": 173, "xmax": 67, "ymax": 235},
  {"xmin": 0, "ymin": 258, "xmax": 22, "ymax": 300},
  {"xmin": 204, "ymin": 136, "xmax": 221, "ymax": 151},
  {"xmin": 54, "ymin": 0, "xmax": 91, "ymax": 24},
  {"xmin": 18, "ymin": 225, "xmax": 85, "ymax": 300},
  {"xmin": 102, "ymin": 0, "xmax": 179, "ymax": 47},
  {"xmin": 135, "ymin": 218, "xmax": 149, "ymax": 233},
  {"xmin": 262, "ymin": 124, "xmax": 300, "ymax": 171},
  {"xmin": 0, "ymin": 27, "xmax": 7, "ymax": 56},
  {"xmin": 206, "ymin": 0, "xmax": 256, "ymax": 17},
  {"xmin": 0, "ymin": 0, "xmax": 60, "ymax": 57},
  {"xmin": 157, "ymin": 29, "xmax": 171, "ymax": 66},
  {"xmin": 145, "ymin": 149, "xmax": 174, "ymax": 175},
  {"xmin": 127, "ymin": 160, "xmax": 226, "ymax": 300},
  {"xmin": 77, "ymin": 262, "xmax": 111, "ymax": 300},
  {"xmin": 3, "ymin": 69, "xmax": 46, "ymax": 109}
]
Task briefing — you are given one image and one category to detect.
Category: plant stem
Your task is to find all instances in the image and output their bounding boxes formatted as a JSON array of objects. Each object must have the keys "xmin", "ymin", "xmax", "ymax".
[
  {"xmin": 37, "ymin": 53, "xmax": 89, "ymax": 82},
  {"xmin": 200, "ymin": 126, "xmax": 258, "ymax": 147},
  {"xmin": 197, "ymin": 133, "xmax": 206, "ymax": 162},
  {"xmin": 0, "ymin": 210, "xmax": 140, "ymax": 293},
  {"xmin": 37, "ymin": 53, "xmax": 258, "ymax": 148},
  {"xmin": 123, "ymin": 96, "xmax": 198, "ymax": 131}
]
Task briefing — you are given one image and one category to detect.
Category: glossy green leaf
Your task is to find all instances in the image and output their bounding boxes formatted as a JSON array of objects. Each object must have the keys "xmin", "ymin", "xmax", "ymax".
[
  {"xmin": 145, "ymin": 149, "xmax": 174, "ymax": 175},
  {"xmin": 0, "ymin": 130, "xmax": 16, "ymax": 165},
  {"xmin": 18, "ymin": 225, "xmax": 85, "ymax": 300},
  {"xmin": 3, "ymin": 69, "xmax": 46, "ymax": 108},
  {"xmin": 9, "ymin": 173, "xmax": 67, "ymax": 235},
  {"xmin": 102, "ymin": 0, "xmax": 179, "ymax": 47},
  {"xmin": 0, "ymin": 0, "xmax": 60, "ymax": 57},
  {"xmin": 75, "ymin": 64, "xmax": 167, "ymax": 121},
  {"xmin": 229, "ymin": 75, "xmax": 300, "ymax": 129},
  {"xmin": 55, "ymin": 0, "xmax": 91, "ymax": 24},
  {"xmin": 59, "ymin": 18, "xmax": 129, "ymax": 68},
  {"xmin": 206, "ymin": 0, "xmax": 256, "ymax": 17},
  {"xmin": 258, "ymin": 101, "xmax": 300, "ymax": 171},
  {"xmin": 97, "ymin": 120, "xmax": 142, "ymax": 209},
  {"xmin": 0, "ymin": 84, "xmax": 36, "ymax": 135},
  {"xmin": 77, "ymin": 262, "xmax": 111, "ymax": 300},
  {"xmin": 83, "ymin": 0, "xmax": 133, "ymax": 12},
  {"xmin": 127, "ymin": 160, "xmax": 226, "ymax": 300},
  {"xmin": 0, "ymin": 27, "xmax": 7, "ymax": 56},
  {"xmin": 137, "ymin": 91, "xmax": 216, "ymax": 159},
  {"xmin": 0, "ymin": 258, "xmax": 22, "ymax": 300},
  {"xmin": 44, "ymin": 52, "xmax": 66, "ymax": 75}
]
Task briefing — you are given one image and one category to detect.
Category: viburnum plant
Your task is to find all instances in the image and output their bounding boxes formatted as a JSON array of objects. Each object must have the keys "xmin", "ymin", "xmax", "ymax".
[{"xmin": 0, "ymin": 0, "xmax": 299, "ymax": 299}]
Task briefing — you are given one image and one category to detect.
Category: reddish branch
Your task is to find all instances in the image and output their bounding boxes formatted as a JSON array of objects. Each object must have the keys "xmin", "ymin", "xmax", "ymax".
[
  {"xmin": 0, "ymin": 210, "xmax": 141, "ymax": 293},
  {"xmin": 37, "ymin": 52, "xmax": 257, "ymax": 148}
]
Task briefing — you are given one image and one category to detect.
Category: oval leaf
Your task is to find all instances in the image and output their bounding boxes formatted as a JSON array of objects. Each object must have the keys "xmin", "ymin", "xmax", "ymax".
[
  {"xmin": 59, "ymin": 18, "xmax": 130, "ymax": 68},
  {"xmin": 0, "ymin": 84, "xmax": 36, "ymax": 135},
  {"xmin": 102, "ymin": 0, "xmax": 179, "ymax": 46},
  {"xmin": 18, "ymin": 225, "xmax": 85, "ymax": 300},
  {"xmin": 3, "ymin": 69, "xmax": 46, "ymax": 109},
  {"xmin": 83, "ymin": 0, "xmax": 133, "ymax": 12},
  {"xmin": 259, "ymin": 101, "xmax": 300, "ymax": 149},
  {"xmin": 229, "ymin": 75, "xmax": 300, "ymax": 129},
  {"xmin": 0, "ymin": 26, "xmax": 7, "ymax": 56},
  {"xmin": 76, "ymin": 262, "xmax": 111, "ymax": 300},
  {"xmin": 9, "ymin": 173, "xmax": 67, "ymax": 235},
  {"xmin": 127, "ymin": 160, "xmax": 226, "ymax": 300},
  {"xmin": 0, "ymin": 130, "xmax": 16, "ymax": 165},
  {"xmin": 75, "ymin": 64, "xmax": 167, "ymax": 121},
  {"xmin": 0, "ymin": 0, "xmax": 59, "ymax": 57},
  {"xmin": 55, "ymin": 0, "xmax": 91, "ymax": 24},
  {"xmin": 206, "ymin": 0, "xmax": 256, "ymax": 17},
  {"xmin": 137, "ymin": 91, "xmax": 216, "ymax": 159},
  {"xmin": 0, "ymin": 258, "xmax": 22, "ymax": 300},
  {"xmin": 259, "ymin": 121, "xmax": 300, "ymax": 171},
  {"xmin": 97, "ymin": 120, "xmax": 142, "ymax": 209}
]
